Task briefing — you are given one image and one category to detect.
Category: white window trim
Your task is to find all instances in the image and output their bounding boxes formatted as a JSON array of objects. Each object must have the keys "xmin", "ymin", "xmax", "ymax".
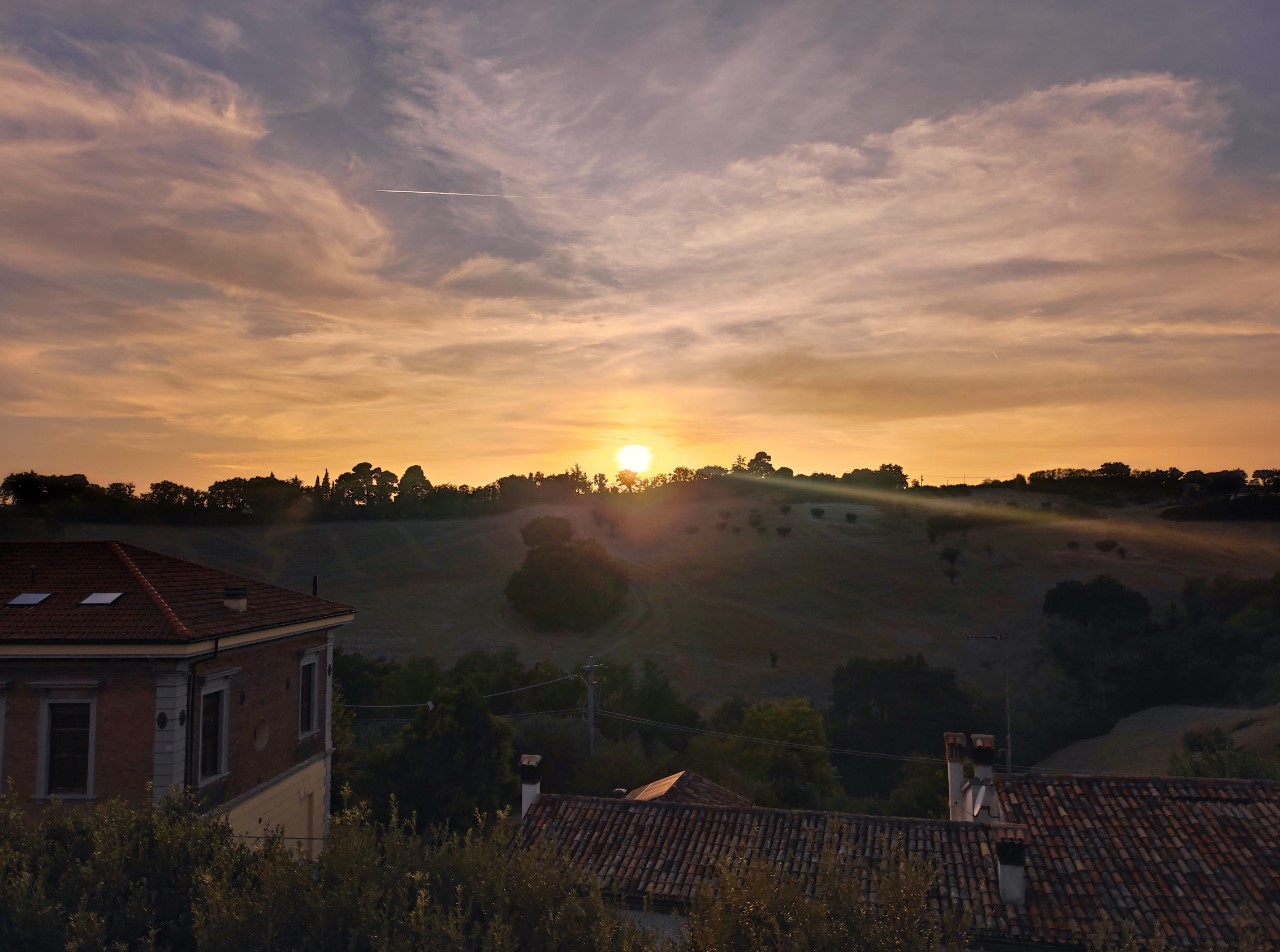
[
  {"xmin": 198, "ymin": 675, "xmax": 232, "ymax": 786},
  {"xmin": 35, "ymin": 685, "xmax": 98, "ymax": 800},
  {"xmin": 299, "ymin": 649, "xmax": 322, "ymax": 739}
]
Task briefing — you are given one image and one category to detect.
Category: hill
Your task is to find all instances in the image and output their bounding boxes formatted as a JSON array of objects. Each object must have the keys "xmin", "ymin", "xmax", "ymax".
[{"xmin": 40, "ymin": 488, "xmax": 1280, "ymax": 710}]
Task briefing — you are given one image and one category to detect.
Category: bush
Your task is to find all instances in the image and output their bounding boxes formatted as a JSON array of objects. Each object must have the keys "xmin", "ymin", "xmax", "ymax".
[
  {"xmin": 521, "ymin": 515, "xmax": 574, "ymax": 549},
  {"xmin": 505, "ymin": 539, "xmax": 629, "ymax": 631},
  {"xmin": 811, "ymin": 508, "xmax": 825, "ymax": 518},
  {"xmin": 1095, "ymin": 539, "xmax": 1119, "ymax": 553},
  {"xmin": 776, "ymin": 526, "xmax": 791, "ymax": 537},
  {"xmin": 779, "ymin": 504, "xmax": 792, "ymax": 514},
  {"xmin": 845, "ymin": 513, "xmax": 857, "ymax": 524},
  {"xmin": 1067, "ymin": 540, "xmax": 1080, "ymax": 550}
]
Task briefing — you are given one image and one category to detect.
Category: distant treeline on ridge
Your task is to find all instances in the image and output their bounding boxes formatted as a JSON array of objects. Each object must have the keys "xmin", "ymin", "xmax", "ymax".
[{"xmin": 1, "ymin": 454, "xmax": 1276, "ymax": 525}]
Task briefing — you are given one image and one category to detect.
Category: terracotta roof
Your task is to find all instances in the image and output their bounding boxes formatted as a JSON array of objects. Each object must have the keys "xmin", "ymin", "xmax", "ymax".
[
  {"xmin": 522, "ymin": 796, "xmax": 1018, "ymax": 930},
  {"xmin": 997, "ymin": 775, "xmax": 1280, "ymax": 949},
  {"xmin": 625, "ymin": 771, "xmax": 753, "ymax": 808},
  {"xmin": 0, "ymin": 541, "xmax": 354, "ymax": 645},
  {"xmin": 523, "ymin": 775, "xmax": 1280, "ymax": 949}
]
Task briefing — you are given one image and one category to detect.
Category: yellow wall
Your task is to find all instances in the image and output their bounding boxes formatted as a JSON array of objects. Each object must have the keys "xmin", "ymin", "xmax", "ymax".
[{"xmin": 221, "ymin": 753, "xmax": 328, "ymax": 860}]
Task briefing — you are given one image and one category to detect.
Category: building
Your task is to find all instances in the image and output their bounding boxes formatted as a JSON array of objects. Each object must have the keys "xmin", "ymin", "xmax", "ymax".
[
  {"xmin": 0, "ymin": 541, "xmax": 355, "ymax": 857},
  {"xmin": 520, "ymin": 734, "xmax": 1280, "ymax": 949}
]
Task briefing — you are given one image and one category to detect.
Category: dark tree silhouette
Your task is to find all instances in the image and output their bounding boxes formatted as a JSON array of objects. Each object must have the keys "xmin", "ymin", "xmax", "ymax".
[
  {"xmin": 520, "ymin": 515, "xmax": 573, "ymax": 548},
  {"xmin": 505, "ymin": 538, "xmax": 628, "ymax": 631}
]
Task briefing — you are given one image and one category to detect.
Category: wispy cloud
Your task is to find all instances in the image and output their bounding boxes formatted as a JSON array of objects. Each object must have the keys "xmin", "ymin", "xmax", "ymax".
[{"xmin": 2, "ymin": 2, "xmax": 1279, "ymax": 484}]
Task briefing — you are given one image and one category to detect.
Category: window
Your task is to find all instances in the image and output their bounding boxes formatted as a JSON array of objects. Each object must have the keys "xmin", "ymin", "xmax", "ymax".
[
  {"xmin": 299, "ymin": 656, "xmax": 318, "ymax": 736},
  {"xmin": 7, "ymin": 593, "xmax": 50, "ymax": 606},
  {"xmin": 199, "ymin": 686, "xmax": 228, "ymax": 782},
  {"xmin": 33, "ymin": 684, "xmax": 99, "ymax": 799},
  {"xmin": 48, "ymin": 703, "xmax": 92, "ymax": 794}
]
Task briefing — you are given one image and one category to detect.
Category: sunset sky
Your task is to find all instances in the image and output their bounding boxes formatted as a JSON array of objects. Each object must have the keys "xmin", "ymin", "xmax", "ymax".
[{"xmin": 2, "ymin": 1, "xmax": 1278, "ymax": 489}]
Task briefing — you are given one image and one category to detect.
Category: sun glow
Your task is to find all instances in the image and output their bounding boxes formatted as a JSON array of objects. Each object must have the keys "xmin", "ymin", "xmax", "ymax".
[{"xmin": 616, "ymin": 444, "xmax": 652, "ymax": 473}]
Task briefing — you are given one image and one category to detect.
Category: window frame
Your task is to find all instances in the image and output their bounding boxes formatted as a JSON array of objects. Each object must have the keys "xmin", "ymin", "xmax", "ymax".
[
  {"xmin": 299, "ymin": 650, "xmax": 321, "ymax": 739},
  {"xmin": 198, "ymin": 677, "xmax": 231, "ymax": 786},
  {"xmin": 34, "ymin": 684, "xmax": 99, "ymax": 800},
  {"xmin": 0, "ymin": 682, "xmax": 8, "ymax": 784}
]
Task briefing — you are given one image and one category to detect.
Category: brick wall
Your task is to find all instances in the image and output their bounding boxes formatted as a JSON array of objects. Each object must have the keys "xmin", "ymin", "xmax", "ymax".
[
  {"xmin": 0, "ymin": 626, "xmax": 334, "ymax": 821},
  {"xmin": 193, "ymin": 631, "xmax": 331, "ymax": 810},
  {"xmin": 0, "ymin": 660, "xmax": 157, "ymax": 808}
]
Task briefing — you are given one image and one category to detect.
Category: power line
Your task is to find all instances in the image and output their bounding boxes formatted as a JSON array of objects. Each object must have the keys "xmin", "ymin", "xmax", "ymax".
[
  {"xmin": 596, "ymin": 709, "xmax": 1098, "ymax": 776},
  {"xmin": 343, "ymin": 673, "xmax": 581, "ymax": 710},
  {"xmin": 596, "ymin": 710, "xmax": 943, "ymax": 765}
]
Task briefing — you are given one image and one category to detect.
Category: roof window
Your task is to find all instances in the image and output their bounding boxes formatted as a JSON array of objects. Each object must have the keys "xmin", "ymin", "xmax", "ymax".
[
  {"xmin": 8, "ymin": 593, "xmax": 51, "ymax": 606},
  {"xmin": 80, "ymin": 593, "xmax": 123, "ymax": 605}
]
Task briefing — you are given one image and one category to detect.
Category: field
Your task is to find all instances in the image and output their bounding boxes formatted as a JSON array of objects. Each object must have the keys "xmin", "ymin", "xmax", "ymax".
[
  {"xmin": 1040, "ymin": 703, "xmax": 1280, "ymax": 775},
  {"xmin": 48, "ymin": 488, "xmax": 1280, "ymax": 732}
]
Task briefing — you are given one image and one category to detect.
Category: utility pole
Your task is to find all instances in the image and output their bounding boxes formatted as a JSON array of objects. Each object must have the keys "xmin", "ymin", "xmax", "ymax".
[
  {"xmin": 967, "ymin": 633, "xmax": 1013, "ymax": 779},
  {"xmin": 581, "ymin": 655, "xmax": 603, "ymax": 756}
]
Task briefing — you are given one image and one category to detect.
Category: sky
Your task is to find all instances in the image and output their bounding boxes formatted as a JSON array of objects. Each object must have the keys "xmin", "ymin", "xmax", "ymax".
[{"xmin": 2, "ymin": 1, "xmax": 1278, "ymax": 489}]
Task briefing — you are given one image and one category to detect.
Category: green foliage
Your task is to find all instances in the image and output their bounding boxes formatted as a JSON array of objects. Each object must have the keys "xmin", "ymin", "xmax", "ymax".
[
  {"xmin": 1168, "ymin": 729, "xmax": 1280, "ymax": 781},
  {"xmin": 691, "ymin": 698, "xmax": 844, "ymax": 809},
  {"xmin": 827, "ymin": 655, "xmax": 979, "ymax": 800},
  {"xmin": 520, "ymin": 516, "xmax": 574, "ymax": 549},
  {"xmin": 0, "ymin": 792, "xmax": 654, "ymax": 952},
  {"xmin": 811, "ymin": 507, "xmax": 825, "ymax": 518},
  {"xmin": 359, "ymin": 683, "xmax": 515, "ymax": 830},
  {"xmin": 1043, "ymin": 576, "xmax": 1149, "ymax": 629},
  {"xmin": 684, "ymin": 840, "xmax": 966, "ymax": 952},
  {"xmin": 505, "ymin": 538, "xmax": 628, "ymax": 631}
]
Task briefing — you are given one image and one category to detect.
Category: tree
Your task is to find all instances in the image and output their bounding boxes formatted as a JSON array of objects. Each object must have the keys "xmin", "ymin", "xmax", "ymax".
[
  {"xmin": 143, "ymin": 480, "xmax": 205, "ymax": 509},
  {"xmin": 692, "ymin": 698, "xmax": 844, "ymax": 809},
  {"xmin": 398, "ymin": 464, "xmax": 432, "ymax": 500},
  {"xmin": 505, "ymin": 538, "xmax": 628, "ymax": 631},
  {"xmin": 1042, "ymin": 576, "xmax": 1150, "ymax": 629},
  {"xmin": 615, "ymin": 469, "xmax": 638, "ymax": 493},
  {"xmin": 206, "ymin": 477, "xmax": 248, "ymax": 511},
  {"xmin": 827, "ymin": 655, "xmax": 978, "ymax": 799},
  {"xmin": 746, "ymin": 452, "xmax": 775, "ymax": 478},
  {"xmin": 362, "ymin": 682, "xmax": 514, "ymax": 829},
  {"xmin": 520, "ymin": 515, "xmax": 574, "ymax": 549}
]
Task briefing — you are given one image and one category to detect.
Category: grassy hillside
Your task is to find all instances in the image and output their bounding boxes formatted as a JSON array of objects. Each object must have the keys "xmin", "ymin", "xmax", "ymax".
[
  {"xmin": 1039, "ymin": 703, "xmax": 1280, "ymax": 775},
  {"xmin": 46, "ymin": 488, "xmax": 1280, "ymax": 711}
]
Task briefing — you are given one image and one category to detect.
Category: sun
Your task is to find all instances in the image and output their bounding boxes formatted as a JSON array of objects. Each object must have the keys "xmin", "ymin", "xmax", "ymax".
[{"xmin": 616, "ymin": 444, "xmax": 652, "ymax": 473}]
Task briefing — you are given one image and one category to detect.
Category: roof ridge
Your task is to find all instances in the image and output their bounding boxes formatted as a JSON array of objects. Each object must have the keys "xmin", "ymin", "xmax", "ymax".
[
  {"xmin": 536, "ymin": 793, "xmax": 983, "ymax": 828},
  {"xmin": 109, "ymin": 541, "xmax": 194, "ymax": 640}
]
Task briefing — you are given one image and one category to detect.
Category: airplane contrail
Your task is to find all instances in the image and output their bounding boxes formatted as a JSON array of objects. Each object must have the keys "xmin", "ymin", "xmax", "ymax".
[{"xmin": 378, "ymin": 189, "xmax": 617, "ymax": 203}]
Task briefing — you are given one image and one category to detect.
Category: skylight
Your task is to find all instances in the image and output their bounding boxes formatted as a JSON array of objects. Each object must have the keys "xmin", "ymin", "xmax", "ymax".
[
  {"xmin": 80, "ymin": 592, "xmax": 123, "ymax": 605},
  {"xmin": 7, "ymin": 593, "xmax": 51, "ymax": 606}
]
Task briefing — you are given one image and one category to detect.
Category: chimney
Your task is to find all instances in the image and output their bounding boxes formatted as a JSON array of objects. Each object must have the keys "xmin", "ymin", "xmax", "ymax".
[
  {"xmin": 944, "ymin": 732, "xmax": 968, "ymax": 822},
  {"xmin": 968, "ymin": 734, "xmax": 1002, "ymax": 822},
  {"xmin": 519, "ymin": 754, "xmax": 542, "ymax": 819},
  {"xmin": 222, "ymin": 586, "xmax": 248, "ymax": 612},
  {"xmin": 970, "ymin": 734, "xmax": 996, "ymax": 782},
  {"xmin": 994, "ymin": 827, "xmax": 1028, "ymax": 906}
]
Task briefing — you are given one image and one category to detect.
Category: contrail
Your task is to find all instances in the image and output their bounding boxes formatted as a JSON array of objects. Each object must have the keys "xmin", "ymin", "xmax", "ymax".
[{"xmin": 378, "ymin": 189, "xmax": 617, "ymax": 203}]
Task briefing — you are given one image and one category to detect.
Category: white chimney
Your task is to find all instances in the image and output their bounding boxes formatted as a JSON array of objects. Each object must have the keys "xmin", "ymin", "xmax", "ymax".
[
  {"xmin": 222, "ymin": 586, "xmax": 248, "ymax": 612},
  {"xmin": 519, "ymin": 754, "xmax": 542, "ymax": 819},
  {"xmin": 995, "ymin": 829, "xmax": 1028, "ymax": 906},
  {"xmin": 969, "ymin": 734, "xmax": 1003, "ymax": 822},
  {"xmin": 971, "ymin": 733, "xmax": 996, "ymax": 783},
  {"xmin": 944, "ymin": 732, "xmax": 967, "ymax": 822}
]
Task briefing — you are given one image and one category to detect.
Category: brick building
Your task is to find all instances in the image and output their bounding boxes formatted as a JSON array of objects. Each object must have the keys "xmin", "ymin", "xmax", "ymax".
[{"xmin": 0, "ymin": 541, "xmax": 355, "ymax": 857}]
